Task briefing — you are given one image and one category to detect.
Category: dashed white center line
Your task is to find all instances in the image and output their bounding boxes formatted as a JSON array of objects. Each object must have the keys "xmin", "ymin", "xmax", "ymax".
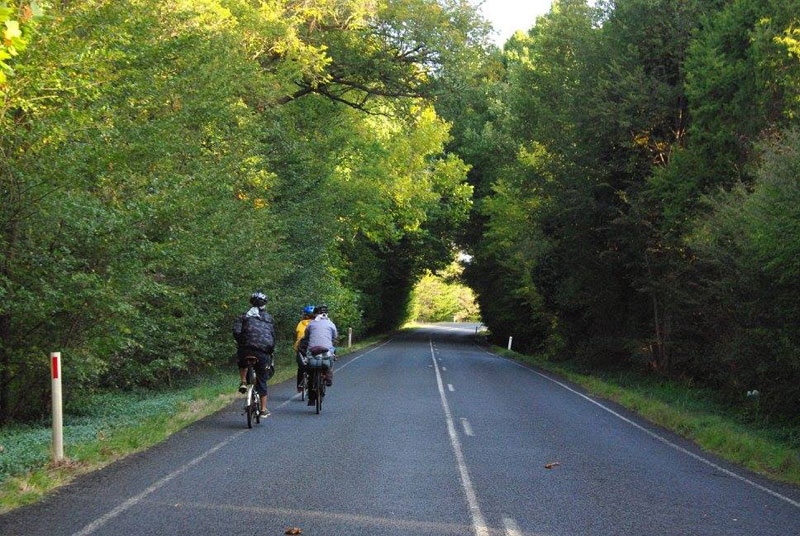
[
  {"xmin": 442, "ymin": 366, "xmax": 447, "ymax": 371},
  {"xmin": 430, "ymin": 338, "xmax": 488, "ymax": 536},
  {"xmin": 502, "ymin": 516, "xmax": 522, "ymax": 536},
  {"xmin": 447, "ymin": 384, "xmax": 454, "ymax": 392},
  {"xmin": 460, "ymin": 418, "xmax": 474, "ymax": 436}
]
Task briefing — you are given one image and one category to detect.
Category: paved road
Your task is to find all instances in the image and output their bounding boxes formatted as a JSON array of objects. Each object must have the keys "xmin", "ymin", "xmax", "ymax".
[{"xmin": 2, "ymin": 324, "xmax": 799, "ymax": 535}]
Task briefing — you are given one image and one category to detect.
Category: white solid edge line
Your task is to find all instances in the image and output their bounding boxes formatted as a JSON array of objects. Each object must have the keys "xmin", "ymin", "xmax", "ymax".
[
  {"xmin": 481, "ymin": 347, "xmax": 800, "ymax": 510},
  {"xmin": 460, "ymin": 418, "xmax": 474, "ymax": 437},
  {"xmin": 502, "ymin": 516, "xmax": 522, "ymax": 536},
  {"xmin": 72, "ymin": 429, "xmax": 245, "ymax": 536},
  {"xmin": 73, "ymin": 339, "xmax": 394, "ymax": 536},
  {"xmin": 431, "ymin": 338, "xmax": 489, "ymax": 536}
]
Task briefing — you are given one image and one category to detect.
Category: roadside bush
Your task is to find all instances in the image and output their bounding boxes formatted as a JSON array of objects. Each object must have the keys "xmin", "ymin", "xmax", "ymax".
[{"xmin": 690, "ymin": 129, "xmax": 800, "ymax": 417}]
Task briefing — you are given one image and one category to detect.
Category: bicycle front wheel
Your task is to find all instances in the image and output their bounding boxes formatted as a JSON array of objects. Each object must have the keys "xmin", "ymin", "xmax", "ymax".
[{"xmin": 246, "ymin": 387, "xmax": 258, "ymax": 428}]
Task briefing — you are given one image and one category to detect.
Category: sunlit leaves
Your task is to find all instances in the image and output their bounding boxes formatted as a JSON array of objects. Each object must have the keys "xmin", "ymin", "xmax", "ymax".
[
  {"xmin": 410, "ymin": 263, "xmax": 480, "ymax": 323},
  {"xmin": 0, "ymin": 0, "xmax": 478, "ymax": 420},
  {"xmin": 0, "ymin": 1, "xmax": 42, "ymax": 86}
]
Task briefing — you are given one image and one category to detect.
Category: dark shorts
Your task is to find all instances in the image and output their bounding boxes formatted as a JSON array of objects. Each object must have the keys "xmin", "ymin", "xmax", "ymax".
[{"xmin": 237, "ymin": 348, "xmax": 271, "ymax": 396}]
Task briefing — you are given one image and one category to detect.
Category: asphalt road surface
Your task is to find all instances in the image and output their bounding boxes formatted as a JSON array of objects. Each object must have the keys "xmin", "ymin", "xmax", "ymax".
[{"xmin": 2, "ymin": 324, "xmax": 799, "ymax": 535}]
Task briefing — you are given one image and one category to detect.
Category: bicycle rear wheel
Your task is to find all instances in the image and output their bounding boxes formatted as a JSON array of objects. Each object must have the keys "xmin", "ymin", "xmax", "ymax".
[
  {"xmin": 315, "ymin": 372, "xmax": 322, "ymax": 415},
  {"xmin": 309, "ymin": 370, "xmax": 318, "ymax": 414}
]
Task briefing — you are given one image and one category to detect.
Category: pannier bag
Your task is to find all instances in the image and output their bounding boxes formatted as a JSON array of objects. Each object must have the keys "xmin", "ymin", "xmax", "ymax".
[{"xmin": 306, "ymin": 356, "xmax": 333, "ymax": 369}]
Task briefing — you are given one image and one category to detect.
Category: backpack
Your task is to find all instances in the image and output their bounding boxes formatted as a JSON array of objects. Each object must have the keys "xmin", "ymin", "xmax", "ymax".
[{"xmin": 240, "ymin": 313, "xmax": 275, "ymax": 353}]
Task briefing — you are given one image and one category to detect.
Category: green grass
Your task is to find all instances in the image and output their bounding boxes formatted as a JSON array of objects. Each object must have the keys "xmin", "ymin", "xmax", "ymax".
[
  {"xmin": 0, "ymin": 372, "xmax": 237, "ymax": 513},
  {"xmin": 0, "ymin": 335, "xmax": 387, "ymax": 513},
  {"xmin": 491, "ymin": 345, "xmax": 800, "ymax": 486}
]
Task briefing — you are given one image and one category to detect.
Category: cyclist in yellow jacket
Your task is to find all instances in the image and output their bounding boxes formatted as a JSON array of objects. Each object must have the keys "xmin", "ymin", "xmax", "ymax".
[{"xmin": 294, "ymin": 305, "xmax": 315, "ymax": 392}]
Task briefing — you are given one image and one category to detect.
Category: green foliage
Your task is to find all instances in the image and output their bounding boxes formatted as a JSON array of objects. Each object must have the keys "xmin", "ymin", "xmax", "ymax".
[
  {"xmin": 0, "ymin": 1, "xmax": 41, "ymax": 87},
  {"xmin": 685, "ymin": 0, "xmax": 800, "ymax": 183},
  {"xmin": 409, "ymin": 262, "xmax": 480, "ymax": 323},
  {"xmin": 0, "ymin": 388, "xmax": 194, "ymax": 481},
  {"xmin": 445, "ymin": 0, "xmax": 800, "ymax": 422},
  {"xmin": 0, "ymin": 0, "xmax": 482, "ymax": 421},
  {"xmin": 689, "ymin": 130, "xmax": 800, "ymax": 415}
]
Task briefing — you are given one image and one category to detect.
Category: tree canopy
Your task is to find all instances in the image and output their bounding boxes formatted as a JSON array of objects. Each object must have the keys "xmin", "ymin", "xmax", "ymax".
[
  {"xmin": 3, "ymin": 0, "xmax": 800, "ymax": 424},
  {"xmin": 450, "ymin": 0, "xmax": 800, "ymax": 420},
  {"xmin": 0, "ymin": 0, "xmax": 485, "ymax": 421}
]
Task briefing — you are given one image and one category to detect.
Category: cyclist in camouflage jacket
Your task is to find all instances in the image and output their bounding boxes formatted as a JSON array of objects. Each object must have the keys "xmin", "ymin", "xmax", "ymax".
[{"xmin": 233, "ymin": 291, "xmax": 276, "ymax": 417}]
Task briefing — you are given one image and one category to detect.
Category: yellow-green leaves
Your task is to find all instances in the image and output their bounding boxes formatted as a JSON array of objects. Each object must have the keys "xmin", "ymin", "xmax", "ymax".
[
  {"xmin": 3, "ymin": 19, "xmax": 21, "ymax": 41},
  {"xmin": 776, "ymin": 25, "xmax": 800, "ymax": 56},
  {"xmin": 1, "ymin": 0, "xmax": 480, "ymax": 421},
  {"xmin": 0, "ymin": 2, "xmax": 42, "ymax": 86}
]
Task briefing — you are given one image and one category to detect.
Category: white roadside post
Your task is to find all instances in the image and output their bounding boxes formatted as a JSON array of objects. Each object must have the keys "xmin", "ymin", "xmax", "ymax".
[
  {"xmin": 507, "ymin": 336, "xmax": 513, "ymax": 351},
  {"xmin": 348, "ymin": 327, "xmax": 352, "ymax": 348},
  {"xmin": 51, "ymin": 351, "xmax": 64, "ymax": 462}
]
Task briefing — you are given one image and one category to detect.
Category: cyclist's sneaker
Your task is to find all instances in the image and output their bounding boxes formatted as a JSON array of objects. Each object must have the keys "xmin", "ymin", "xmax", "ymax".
[
  {"xmin": 238, "ymin": 382, "xmax": 247, "ymax": 394},
  {"xmin": 325, "ymin": 379, "xmax": 332, "ymax": 387},
  {"xmin": 260, "ymin": 409, "xmax": 270, "ymax": 418},
  {"xmin": 297, "ymin": 385, "xmax": 303, "ymax": 393}
]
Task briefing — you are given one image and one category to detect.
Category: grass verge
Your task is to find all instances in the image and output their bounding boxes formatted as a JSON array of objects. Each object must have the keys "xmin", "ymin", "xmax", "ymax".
[
  {"xmin": 0, "ymin": 335, "xmax": 387, "ymax": 513},
  {"xmin": 490, "ymin": 344, "xmax": 800, "ymax": 487}
]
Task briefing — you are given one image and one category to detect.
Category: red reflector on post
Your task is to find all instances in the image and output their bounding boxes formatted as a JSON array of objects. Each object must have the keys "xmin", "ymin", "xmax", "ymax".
[{"xmin": 52, "ymin": 355, "xmax": 59, "ymax": 379}]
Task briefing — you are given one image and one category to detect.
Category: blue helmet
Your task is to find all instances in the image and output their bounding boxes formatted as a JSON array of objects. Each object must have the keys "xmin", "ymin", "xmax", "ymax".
[{"xmin": 303, "ymin": 305, "xmax": 315, "ymax": 314}]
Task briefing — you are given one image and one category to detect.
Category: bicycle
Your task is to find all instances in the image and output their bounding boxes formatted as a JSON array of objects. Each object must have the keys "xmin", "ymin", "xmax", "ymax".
[
  {"xmin": 309, "ymin": 366, "xmax": 325, "ymax": 414},
  {"xmin": 299, "ymin": 369, "xmax": 308, "ymax": 401},
  {"xmin": 242, "ymin": 356, "xmax": 261, "ymax": 428},
  {"xmin": 305, "ymin": 350, "xmax": 334, "ymax": 415},
  {"xmin": 296, "ymin": 351, "xmax": 308, "ymax": 401}
]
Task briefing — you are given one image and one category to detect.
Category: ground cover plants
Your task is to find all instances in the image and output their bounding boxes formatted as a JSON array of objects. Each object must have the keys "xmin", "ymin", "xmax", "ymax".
[{"xmin": 0, "ymin": 336, "xmax": 385, "ymax": 512}]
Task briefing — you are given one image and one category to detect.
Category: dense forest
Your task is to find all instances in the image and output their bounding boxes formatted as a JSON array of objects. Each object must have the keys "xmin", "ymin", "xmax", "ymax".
[
  {"xmin": 1, "ymin": 0, "xmax": 799, "ymax": 424},
  {"xmin": 0, "ymin": 0, "xmax": 484, "ymax": 421},
  {"xmin": 449, "ymin": 0, "xmax": 800, "ymax": 421}
]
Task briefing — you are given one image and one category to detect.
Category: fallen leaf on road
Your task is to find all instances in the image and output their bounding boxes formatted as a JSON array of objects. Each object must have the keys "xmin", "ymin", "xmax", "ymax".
[
  {"xmin": 285, "ymin": 528, "xmax": 302, "ymax": 535},
  {"xmin": 544, "ymin": 462, "xmax": 560, "ymax": 469}
]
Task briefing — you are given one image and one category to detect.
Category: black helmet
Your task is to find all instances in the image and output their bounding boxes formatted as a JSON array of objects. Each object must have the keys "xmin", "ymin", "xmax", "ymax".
[
  {"xmin": 249, "ymin": 291, "xmax": 268, "ymax": 307},
  {"xmin": 317, "ymin": 304, "xmax": 328, "ymax": 314}
]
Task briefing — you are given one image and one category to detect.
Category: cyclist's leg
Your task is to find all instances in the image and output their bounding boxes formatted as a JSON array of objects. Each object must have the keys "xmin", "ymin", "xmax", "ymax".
[
  {"xmin": 254, "ymin": 353, "xmax": 269, "ymax": 411},
  {"xmin": 325, "ymin": 358, "xmax": 334, "ymax": 386},
  {"xmin": 236, "ymin": 350, "xmax": 248, "ymax": 392}
]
